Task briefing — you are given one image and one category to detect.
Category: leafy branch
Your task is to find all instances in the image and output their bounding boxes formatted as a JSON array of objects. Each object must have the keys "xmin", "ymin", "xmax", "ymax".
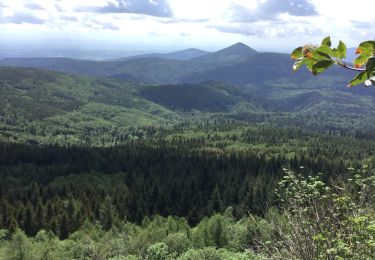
[{"xmin": 291, "ymin": 37, "xmax": 375, "ymax": 87}]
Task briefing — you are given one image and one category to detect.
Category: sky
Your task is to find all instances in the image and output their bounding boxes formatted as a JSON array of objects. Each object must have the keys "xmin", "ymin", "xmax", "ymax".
[{"xmin": 0, "ymin": 0, "xmax": 374, "ymax": 56}]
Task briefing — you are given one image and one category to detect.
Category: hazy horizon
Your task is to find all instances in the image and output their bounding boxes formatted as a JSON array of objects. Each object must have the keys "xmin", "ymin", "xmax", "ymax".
[
  {"xmin": 0, "ymin": 40, "xmax": 290, "ymax": 61},
  {"xmin": 0, "ymin": 0, "xmax": 374, "ymax": 60}
]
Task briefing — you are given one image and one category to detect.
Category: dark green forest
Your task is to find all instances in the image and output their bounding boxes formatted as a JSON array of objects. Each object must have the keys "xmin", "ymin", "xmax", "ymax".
[
  {"xmin": 2, "ymin": 125, "xmax": 370, "ymax": 236},
  {"xmin": 1, "ymin": 120, "xmax": 375, "ymax": 258}
]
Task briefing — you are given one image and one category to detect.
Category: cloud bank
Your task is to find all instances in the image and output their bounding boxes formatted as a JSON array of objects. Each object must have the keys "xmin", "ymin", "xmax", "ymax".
[
  {"xmin": 76, "ymin": 0, "xmax": 173, "ymax": 17},
  {"xmin": 0, "ymin": 0, "xmax": 374, "ymax": 51}
]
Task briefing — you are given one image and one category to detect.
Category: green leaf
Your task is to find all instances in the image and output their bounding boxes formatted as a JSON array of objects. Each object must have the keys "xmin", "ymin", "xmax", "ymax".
[
  {"xmin": 354, "ymin": 54, "xmax": 371, "ymax": 68},
  {"xmin": 337, "ymin": 41, "xmax": 347, "ymax": 59},
  {"xmin": 358, "ymin": 41, "xmax": 375, "ymax": 50},
  {"xmin": 305, "ymin": 58, "xmax": 316, "ymax": 72},
  {"xmin": 321, "ymin": 36, "xmax": 332, "ymax": 47},
  {"xmin": 356, "ymin": 47, "xmax": 372, "ymax": 57},
  {"xmin": 348, "ymin": 72, "xmax": 368, "ymax": 87},
  {"xmin": 330, "ymin": 48, "xmax": 338, "ymax": 58},
  {"xmin": 291, "ymin": 47, "xmax": 303, "ymax": 60},
  {"xmin": 365, "ymin": 56, "xmax": 375, "ymax": 73},
  {"xmin": 312, "ymin": 60, "xmax": 334, "ymax": 75},
  {"xmin": 314, "ymin": 45, "xmax": 334, "ymax": 56},
  {"xmin": 356, "ymin": 41, "xmax": 375, "ymax": 57},
  {"xmin": 312, "ymin": 51, "xmax": 332, "ymax": 61}
]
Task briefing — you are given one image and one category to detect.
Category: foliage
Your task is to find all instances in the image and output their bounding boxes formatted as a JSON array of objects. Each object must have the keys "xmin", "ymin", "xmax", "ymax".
[
  {"xmin": 292, "ymin": 37, "xmax": 375, "ymax": 87},
  {"xmin": 163, "ymin": 232, "xmax": 191, "ymax": 256},
  {"xmin": 145, "ymin": 243, "xmax": 172, "ymax": 260},
  {"xmin": 251, "ymin": 167, "xmax": 375, "ymax": 259},
  {"xmin": 0, "ymin": 213, "xmax": 261, "ymax": 259}
]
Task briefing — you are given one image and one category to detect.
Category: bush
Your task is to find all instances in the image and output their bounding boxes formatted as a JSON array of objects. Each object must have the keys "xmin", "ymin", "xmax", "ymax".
[
  {"xmin": 254, "ymin": 167, "xmax": 375, "ymax": 259},
  {"xmin": 145, "ymin": 242, "xmax": 172, "ymax": 260},
  {"xmin": 6, "ymin": 229, "xmax": 33, "ymax": 260},
  {"xmin": 163, "ymin": 232, "xmax": 191, "ymax": 256}
]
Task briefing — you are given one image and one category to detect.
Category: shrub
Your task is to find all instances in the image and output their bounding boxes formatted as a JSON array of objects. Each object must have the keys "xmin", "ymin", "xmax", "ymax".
[
  {"xmin": 145, "ymin": 242, "xmax": 172, "ymax": 260},
  {"xmin": 254, "ymin": 167, "xmax": 375, "ymax": 259}
]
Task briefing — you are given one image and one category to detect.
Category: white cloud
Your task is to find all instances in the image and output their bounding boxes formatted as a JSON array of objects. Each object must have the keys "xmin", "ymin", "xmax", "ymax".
[{"xmin": 0, "ymin": 0, "xmax": 374, "ymax": 52}]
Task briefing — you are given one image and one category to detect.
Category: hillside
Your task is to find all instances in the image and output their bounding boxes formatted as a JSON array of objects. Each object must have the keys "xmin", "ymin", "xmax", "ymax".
[
  {"xmin": 1, "ymin": 43, "xmax": 375, "ymax": 145},
  {"xmin": 139, "ymin": 82, "xmax": 252, "ymax": 112},
  {"xmin": 0, "ymin": 67, "xmax": 179, "ymax": 144},
  {"xmin": 2, "ymin": 66, "xmax": 375, "ymax": 146}
]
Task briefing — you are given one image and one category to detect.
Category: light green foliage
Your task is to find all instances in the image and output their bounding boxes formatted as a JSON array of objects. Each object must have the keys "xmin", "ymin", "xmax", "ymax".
[
  {"xmin": 0, "ymin": 229, "xmax": 9, "ymax": 245},
  {"xmin": 276, "ymin": 168, "xmax": 328, "ymax": 211},
  {"xmin": 163, "ymin": 232, "xmax": 191, "ymax": 256},
  {"xmin": 123, "ymin": 216, "xmax": 190, "ymax": 256},
  {"xmin": 5, "ymin": 229, "xmax": 61, "ymax": 260},
  {"xmin": 0, "ymin": 213, "xmax": 261, "ymax": 259},
  {"xmin": 191, "ymin": 214, "xmax": 230, "ymax": 249},
  {"xmin": 7, "ymin": 229, "xmax": 33, "ymax": 260},
  {"xmin": 145, "ymin": 242, "xmax": 172, "ymax": 260},
  {"xmin": 256, "ymin": 167, "xmax": 375, "ymax": 259},
  {"xmin": 292, "ymin": 37, "xmax": 375, "ymax": 87}
]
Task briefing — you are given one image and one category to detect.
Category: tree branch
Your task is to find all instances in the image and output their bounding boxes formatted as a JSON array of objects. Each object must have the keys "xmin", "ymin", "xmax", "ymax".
[{"xmin": 337, "ymin": 63, "xmax": 366, "ymax": 72}]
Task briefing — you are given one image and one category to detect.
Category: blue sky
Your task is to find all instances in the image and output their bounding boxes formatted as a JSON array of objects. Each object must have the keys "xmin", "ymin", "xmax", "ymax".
[{"xmin": 0, "ymin": 0, "xmax": 374, "ymax": 54}]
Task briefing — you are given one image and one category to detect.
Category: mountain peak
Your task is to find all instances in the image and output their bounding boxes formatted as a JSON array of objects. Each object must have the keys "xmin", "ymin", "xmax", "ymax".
[
  {"xmin": 192, "ymin": 42, "xmax": 258, "ymax": 63},
  {"xmin": 233, "ymin": 42, "xmax": 249, "ymax": 47},
  {"xmin": 220, "ymin": 42, "xmax": 258, "ymax": 55}
]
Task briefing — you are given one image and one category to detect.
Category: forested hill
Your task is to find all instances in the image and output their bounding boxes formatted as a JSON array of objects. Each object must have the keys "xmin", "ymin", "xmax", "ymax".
[{"xmin": 2, "ymin": 66, "xmax": 375, "ymax": 145}]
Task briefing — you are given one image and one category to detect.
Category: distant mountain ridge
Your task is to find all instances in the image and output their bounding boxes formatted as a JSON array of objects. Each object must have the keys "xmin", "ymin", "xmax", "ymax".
[
  {"xmin": 0, "ymin": 42, "xmax": 259, "ymax": 82},
  {"xmin": 0, "ymin": 42, "xmax": 361, "ymax": 87},
  {"xmin": 121, "ymin": 48, "xmax": 210, "ymax": 61}
]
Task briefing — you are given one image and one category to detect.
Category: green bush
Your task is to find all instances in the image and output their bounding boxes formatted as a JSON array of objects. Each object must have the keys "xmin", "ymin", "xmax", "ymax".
[
  {"xmin": 145, "ymin": 242, "xmax": 172, "ymax": 260},
  {"xmin": 255, "ymin": 167, "xmax": 375, "ymax": 259},
  {"xmin": 163, "ymin": 232, "xmax": 191, "ymax": 256}
]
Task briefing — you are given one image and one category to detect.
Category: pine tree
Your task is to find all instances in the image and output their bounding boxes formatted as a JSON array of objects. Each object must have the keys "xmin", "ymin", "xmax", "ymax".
[
  {"xmin": 99, "ymin": 196, "xmax": 115, "ymax": 230},
  {"xmin": 208, "ymin": 186, "xmax": 223, "ymax": 214}
]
